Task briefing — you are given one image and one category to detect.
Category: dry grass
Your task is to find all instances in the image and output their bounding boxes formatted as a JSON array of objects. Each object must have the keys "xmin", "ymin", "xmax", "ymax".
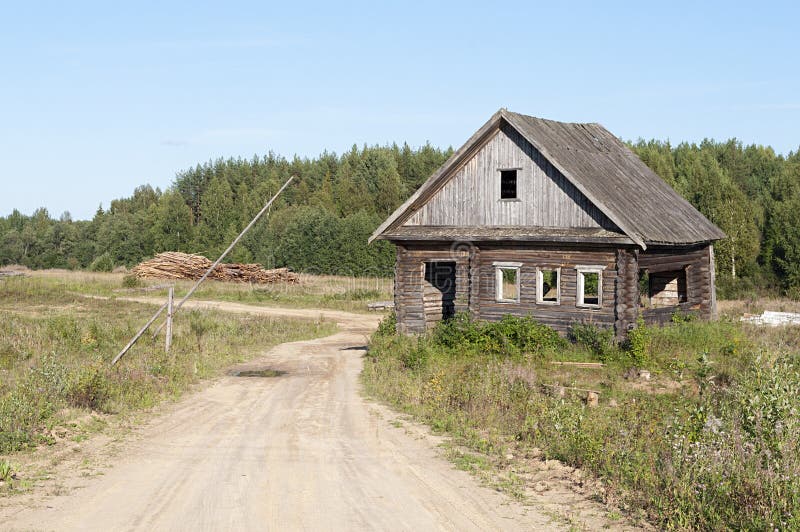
[
  {"xmin": 0, "ymin": 275, "xmax": 337, "ymax": 463},
  {"xmin": 26, "ymin": 270, "xmax": 393, "ymax": 312}
]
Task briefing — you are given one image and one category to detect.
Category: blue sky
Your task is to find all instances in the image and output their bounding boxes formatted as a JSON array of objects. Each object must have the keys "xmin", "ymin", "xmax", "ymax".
[{"xmin": 2, "ymin": 1, "xmax": 798, "ymax": 220}]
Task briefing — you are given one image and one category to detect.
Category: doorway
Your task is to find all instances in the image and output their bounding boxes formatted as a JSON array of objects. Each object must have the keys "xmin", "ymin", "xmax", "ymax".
[{"xmin": 423, "ymin": 261, "xmax": 456, "ymax": 327}]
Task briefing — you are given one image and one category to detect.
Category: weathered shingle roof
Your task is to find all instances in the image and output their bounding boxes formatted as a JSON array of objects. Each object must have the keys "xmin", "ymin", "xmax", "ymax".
[{"xmin": 370, "ymin": 109, "xmax": 725, "ymax": 248}]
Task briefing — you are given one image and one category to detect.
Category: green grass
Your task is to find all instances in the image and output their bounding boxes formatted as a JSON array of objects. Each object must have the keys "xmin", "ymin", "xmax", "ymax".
[
  {"xmin": 0, "ymin": 275, "xmax": 337, "ymax": 460},
  {"xmin": 362, "ymin": 311, "xmax": 800, "ymax": 530}
]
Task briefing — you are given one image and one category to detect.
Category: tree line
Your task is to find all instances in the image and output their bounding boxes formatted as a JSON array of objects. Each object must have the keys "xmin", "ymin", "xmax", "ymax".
[
  {"xmin": 0, "ymin": 144, "xmax": 451, "ymax": 277},
  {"xmin": 1, "ymin": 137, "xmax": 799, "ymax": 295}
]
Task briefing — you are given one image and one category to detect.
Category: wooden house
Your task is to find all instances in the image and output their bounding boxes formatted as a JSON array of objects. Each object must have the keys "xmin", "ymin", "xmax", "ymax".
[{"xmin": 369, "ymin": 109, "xmax": 725, "ymax": 335}]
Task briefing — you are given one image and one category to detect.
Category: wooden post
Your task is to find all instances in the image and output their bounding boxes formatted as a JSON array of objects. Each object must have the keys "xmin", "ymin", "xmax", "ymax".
[{"xmin": 165, "ymin": 286, "xmax": 174, "ymax": 353}]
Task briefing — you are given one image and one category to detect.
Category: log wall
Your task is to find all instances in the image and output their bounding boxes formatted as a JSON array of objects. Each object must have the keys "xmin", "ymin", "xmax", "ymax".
[
  {"xmin": 393, "ymin": 241, "xmax": 717, "ymax": 335},
  {"xmin": 475, "ymin": 244, "xmax": 617, "ymax": 333},
  {"xmin": 638, "ymin": 244, "xmax": 714, "ymax": 325}
]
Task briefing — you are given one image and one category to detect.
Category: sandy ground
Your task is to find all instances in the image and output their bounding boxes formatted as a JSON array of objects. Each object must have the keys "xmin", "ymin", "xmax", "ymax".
[{"xmin": 2, "ymin": 300, "xmax": 629, "ymax": 531}]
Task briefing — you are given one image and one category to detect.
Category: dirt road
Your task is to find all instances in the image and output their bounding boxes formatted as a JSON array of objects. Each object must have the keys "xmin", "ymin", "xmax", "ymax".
[{"xmin": 3, "ymin": 301, "xmax": 602, "ymax": 531}]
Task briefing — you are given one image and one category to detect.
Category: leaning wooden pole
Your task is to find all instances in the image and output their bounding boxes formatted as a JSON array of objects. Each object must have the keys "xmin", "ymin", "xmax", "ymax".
[
  {"xmin": 111, "ymin": 300, "xmax": 169, "ymax": 366},
  {"xmin": 150, "ymin": 175, "xmax": 295, "ymax": 339}
]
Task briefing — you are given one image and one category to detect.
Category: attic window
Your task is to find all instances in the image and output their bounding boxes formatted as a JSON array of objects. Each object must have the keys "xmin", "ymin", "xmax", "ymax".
[{"xmin": 500, "ymin": 169, "xmax": 518, "ymax": 199}]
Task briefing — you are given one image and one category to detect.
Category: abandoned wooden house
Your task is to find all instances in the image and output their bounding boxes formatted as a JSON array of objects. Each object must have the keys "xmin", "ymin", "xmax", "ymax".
[{"xmin": 369, "ymin": 109, "xmax": 725, "ymax": 335}]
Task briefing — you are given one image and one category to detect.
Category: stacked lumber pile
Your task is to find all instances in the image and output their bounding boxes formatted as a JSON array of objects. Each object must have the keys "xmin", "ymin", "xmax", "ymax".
[{"xmin": 131, "ymin": 252, "xmax": 299, "ymax": 284}]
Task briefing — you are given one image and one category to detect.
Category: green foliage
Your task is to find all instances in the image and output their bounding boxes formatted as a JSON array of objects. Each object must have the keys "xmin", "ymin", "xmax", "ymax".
[
  {"xmin": 122, "ymin": 274, "xmax": 141, "ymax": 288},
  {"xmin": 0, "ymin": 460, "xmax": 13, "ymax": 482},
  {"xmin": 432, "ymin": 312, "xmax": 566, "ymax": 356},
  {"xmin": 375, "ymin": 311, "xmax": 397, "ymax": 337},
  {"xmin": 363, "ymin": 314, "xmax": 800, "ymax": 530},
  {"xmin": 621, "ymin": 317, "xmax": 651, "ymax": 366},
  {"xmin": 0, "ymin": 144, "xmax": 451, "ymax": 275},
  {"xmin": 568, "ymin": 322, "xmax": 615, "ymax": 360},
  {"xmin": 402, "ymin": 338, "xmax": 431, "ymax": 371},
  {"xmin": 65, "ymin": 363, "xmax": 111, "ymax": 411},
  {"xmin": 89, "ymin": 252, "xmax": 113, "ymax": 272}
]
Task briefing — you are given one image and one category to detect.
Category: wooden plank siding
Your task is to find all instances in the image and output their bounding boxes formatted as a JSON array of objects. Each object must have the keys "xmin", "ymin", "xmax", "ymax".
[{"xmin": 403, "ymin": 123, "xmax": 619, "ymax": 231}]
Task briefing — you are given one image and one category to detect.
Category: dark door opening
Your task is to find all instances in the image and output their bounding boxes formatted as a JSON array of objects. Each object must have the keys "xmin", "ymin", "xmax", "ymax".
[{"xmin": 423, "ymin": 261, "xmax": 456, "ymax": 326}]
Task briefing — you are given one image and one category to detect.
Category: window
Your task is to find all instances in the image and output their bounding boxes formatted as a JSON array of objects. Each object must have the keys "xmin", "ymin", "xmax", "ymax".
[
  {"xmin": 576, "ymin": 266, "xmax": 604, "ymax": 308},
  {"xmin": 494, "ymin": 261, "xmax": 522, "ymax": 302},
  {"xmin": 641, "ymin": 268, "xmax": 688, "ymax": 308},
  {"xmin": 536, "ymin": 267, "xmax": 560, "ymax": 304},
  {"xmin": 500, "ymin": 169, "xmax": 518, "ymax": 199}
]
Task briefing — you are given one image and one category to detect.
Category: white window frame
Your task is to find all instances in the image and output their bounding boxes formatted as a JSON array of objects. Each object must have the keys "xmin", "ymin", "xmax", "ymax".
[
  {"xmin": 576, "ymin": 265, "xmax": 605, "ymax": 309},
  {"xmin": 536, "ymin": 267, "xmax": 561, "ymax": 305},
  {"xmin": 494, "ymin": 261, "xmax": 522, "ymax": 303}
]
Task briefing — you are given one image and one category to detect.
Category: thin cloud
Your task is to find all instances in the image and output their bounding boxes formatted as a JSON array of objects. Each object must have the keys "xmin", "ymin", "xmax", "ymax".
[{"xmin": 161, "ymin": 139, "xmax": 189, "ymax": 147}]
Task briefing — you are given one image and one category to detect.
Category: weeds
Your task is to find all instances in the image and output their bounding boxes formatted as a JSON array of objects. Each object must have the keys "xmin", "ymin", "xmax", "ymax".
[
  {"xmin": 362, "ymin": 312, "xmax": 800, "ymax": 529},
  {"xmin": 0, "ymin": 276, "xmax": 337, "ymax": 454}
]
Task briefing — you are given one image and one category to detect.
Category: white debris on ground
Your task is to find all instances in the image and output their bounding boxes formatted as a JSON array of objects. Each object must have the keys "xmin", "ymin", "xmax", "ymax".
[{"xmin": 741, "ymin": 310, "xmax": 800, "ymax": 326}]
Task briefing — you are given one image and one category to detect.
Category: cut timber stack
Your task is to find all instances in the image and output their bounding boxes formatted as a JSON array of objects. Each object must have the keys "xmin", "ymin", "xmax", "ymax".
[{"xmin": 131, "ymin": 252, "xmax": 299, "ymax": 285}]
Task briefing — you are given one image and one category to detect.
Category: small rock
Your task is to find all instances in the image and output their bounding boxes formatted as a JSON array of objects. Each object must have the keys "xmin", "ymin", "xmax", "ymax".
[
  {"xmin": 608, "ymin": 399, "xmax": 619, "ymax": 408},
  {"xmin": 505, "ymin": 453, "xmax": 514, "ymax": 460},
  {"xmin": 639, "ymin": 369, "xmax": 651, "ymax": 381},
  {"xmin": 586, "ymin": 391, "xmax": 599, "ymax": 407},
  {"xmin": 534, "ymin": 481, "xmax": 548, "ymax": 493}
]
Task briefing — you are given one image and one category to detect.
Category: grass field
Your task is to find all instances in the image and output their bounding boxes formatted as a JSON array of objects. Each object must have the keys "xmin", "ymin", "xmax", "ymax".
[
  {"xmin": 26, "ymin": 269, "xmax": 393, "ymax": 313},
  {"xmin": 362, "ymin": 308, "xmax": 800, "ymax": 530},
  {"xmin": 0, "ymin": 274, "xmax": 338, "ymax": 488}
]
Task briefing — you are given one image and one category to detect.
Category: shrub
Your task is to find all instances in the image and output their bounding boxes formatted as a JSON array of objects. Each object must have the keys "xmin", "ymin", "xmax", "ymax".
[
  {"xmin": 568, "ymin": 322, "xmax": 615, "ymax": 361},
  {"xmin": 484, "ymin": 315, "xmax": 567, "ymax": 355},
  {"xmin": 89, "ymin": 253, "xmax": 114, "ymax": 272},
  {"xmin": 375, "ymin": 311, "xmax": 397, "ymax": 337},
  {"xmin": 433, "ymin": 312, "xmax": 565, "ymax": 356},
  {"xmin": 122, "ymin": 274, "xmax": 141, "ymax": 288},
  {"xmin": 623, "ymin": 317, "xmax": 651, "ymax": 366},
  {"xmin": 402, "ymin": 338, "xmax": 431, "ymax": 371},
  {"xmin": 65, "ymin": 364, "xmax": 111, "ymax": 411}
]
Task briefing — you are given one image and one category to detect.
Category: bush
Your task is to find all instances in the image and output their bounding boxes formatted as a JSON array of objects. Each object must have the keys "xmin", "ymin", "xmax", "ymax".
[
  {"xmin": 432, "ymin": 312, "xmax": 566, "ymax": 357},
  {"xmin": 402, "ymin": 338, "xmax": 431, "ymax": 371},
  {"xmin": 375, "ymin": 311, "xmax": 397, "ymax": 337},
  {"xmin": 623, "ymin": 317, "xmax": 651, "ymax": 366},
  {"xmin": 89, "ymin": 253, "xmax": 114, "ymax": 272},
  {"xmin": 65, "ymin": 364, "xmax": 111, "ymax": 411},
  {"xmin": 122, "ymin": 274, "xmax": 141, "ymax": 288},
  {"xmin": 568, "ymin": 322, "xmax": 615, "ymax": 360}
]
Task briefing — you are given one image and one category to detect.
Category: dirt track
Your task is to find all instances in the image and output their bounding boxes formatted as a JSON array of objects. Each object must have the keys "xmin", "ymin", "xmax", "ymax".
[{"xmin": 3, "ymin": 300, "xmax": 609, "ymax": 531}]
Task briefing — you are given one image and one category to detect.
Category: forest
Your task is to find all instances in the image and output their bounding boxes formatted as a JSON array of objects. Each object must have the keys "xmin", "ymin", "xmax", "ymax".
[{"xmin": 1, "ymin": 137, "xmax": 799, "ymax": 296}]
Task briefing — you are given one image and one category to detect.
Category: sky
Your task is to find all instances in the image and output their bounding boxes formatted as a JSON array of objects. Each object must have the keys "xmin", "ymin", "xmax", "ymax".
[{"xmin": 1, "ymin": 1, "xmax": 798, "ymax": 220}]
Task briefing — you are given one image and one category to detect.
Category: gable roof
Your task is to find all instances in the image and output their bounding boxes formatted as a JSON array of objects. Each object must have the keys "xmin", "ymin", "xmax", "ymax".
[{"xmin": 370, "ymin": 109, "xmax": 725, "ymax": 249}]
